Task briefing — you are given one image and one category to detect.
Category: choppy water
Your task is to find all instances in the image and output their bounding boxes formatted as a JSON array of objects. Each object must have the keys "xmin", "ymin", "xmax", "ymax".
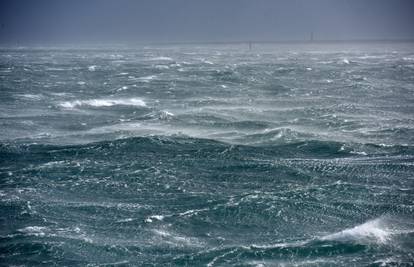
[{"xmin": 1, "ymin": 43, "xmax": 414, "ymax": 266}]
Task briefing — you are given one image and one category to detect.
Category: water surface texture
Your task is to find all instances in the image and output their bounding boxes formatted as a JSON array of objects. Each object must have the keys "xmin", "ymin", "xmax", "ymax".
[{"xmin": 1, "ymin": 43, "xmax": 414, "ymax": 266}]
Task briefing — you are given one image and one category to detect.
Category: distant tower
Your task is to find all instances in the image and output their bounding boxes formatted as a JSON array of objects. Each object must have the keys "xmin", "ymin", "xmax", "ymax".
[
  {"xmin": 248, "ymin": 41, "xmax": 252, "ymax": 51},
  {"xmin": 310, "ymin": 32, "xmax": 314, "ymax": 42}
]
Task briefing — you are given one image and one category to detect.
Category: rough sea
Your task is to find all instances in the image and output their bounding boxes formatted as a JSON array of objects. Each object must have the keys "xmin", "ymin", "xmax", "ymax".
[{"xmin": 1, "ymin": 43, "xmax": 414, "ymax": 266}]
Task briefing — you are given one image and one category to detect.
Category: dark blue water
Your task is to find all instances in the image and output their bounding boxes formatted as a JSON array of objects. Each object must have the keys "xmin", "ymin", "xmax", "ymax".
[{"xmin": 1, "ymin": 43, "xmax": 414, "ymax": 266}]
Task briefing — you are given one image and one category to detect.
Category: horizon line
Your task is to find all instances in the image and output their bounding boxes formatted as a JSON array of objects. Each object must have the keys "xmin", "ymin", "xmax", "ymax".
[{"xmin": 1, "ymin": 38, "xmax": 414, "ymax": 48}]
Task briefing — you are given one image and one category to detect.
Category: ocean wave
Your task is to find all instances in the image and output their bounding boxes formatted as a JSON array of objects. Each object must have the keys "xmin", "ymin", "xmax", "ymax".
[
  {"xmin": 320, "ymin": 216, "xmax": 414, "ymax": 244},
  {"xmin": 199, "ymin": 216, "xmax": 414, "ymax": 266},
  {"xmin": 17, "ymin": 94, "xmax": 44, "ymax": 100},
  {"xmin": 17, "ymin": 225, "xmax": 93, "ymax": 243},
  {"xmin": 3, "ymin": 134, "xmax": 412, "ymax": 159},
  {"xmin": 151, "ymin": 228, "xmax": 204, "ymax": 247},
  {"xmin": 137, "ymin": 75, "xmax": 157, "ymax": 82},
  {"xmin": 235, "ymin": 128, "xmax": 313, "ymax": 145},
  {"xmin": 87, "ymin": 65, "xmax": 97, "ymax": 71},
  {"xmin": 247, "ymin": 216, "xmax": 414, "ymax": 251},
  {"xmin": 149, "ymin": 56, "xmax": 173, "ymax": 61},
  {"xmin": 2, "ymin": 46, "xmax": 414, "ymax": 266},
  {"xmin": 59, "ymin": 98, "xmax": 147, "ymax": 109}
]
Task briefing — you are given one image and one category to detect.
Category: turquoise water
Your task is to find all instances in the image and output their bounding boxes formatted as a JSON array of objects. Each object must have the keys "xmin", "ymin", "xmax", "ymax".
[{"xmin": 1, "ymin": 43, "xmax": 414, "ymax": 266}]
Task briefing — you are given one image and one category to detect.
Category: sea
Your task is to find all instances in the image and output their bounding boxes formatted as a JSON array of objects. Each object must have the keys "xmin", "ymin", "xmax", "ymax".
[{"xmin": 1, "ymin": 43, "xmax": 414, "ymax": 266}]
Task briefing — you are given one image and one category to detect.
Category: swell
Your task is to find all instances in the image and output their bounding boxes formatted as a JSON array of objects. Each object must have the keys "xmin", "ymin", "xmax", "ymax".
[
  {"xmin": 180, "ymin": 216, "xmax": 414, "ymax": 266},
  {"xmin": 1, "ymin": 135, "xmax": 414, "ymax": 163},
  {"xmin": 1, "ymin": 135, "xmax": 413, "ymax": 266},
  {"xmin": 2, "ymin": 216, "xmax": 413, "ymax": 266}
]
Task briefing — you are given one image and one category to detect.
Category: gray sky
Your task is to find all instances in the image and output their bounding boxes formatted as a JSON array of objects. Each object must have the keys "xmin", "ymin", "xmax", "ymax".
[{"xmin": 1, "ymin": 0, "xmax": 414, "ymax": 44}]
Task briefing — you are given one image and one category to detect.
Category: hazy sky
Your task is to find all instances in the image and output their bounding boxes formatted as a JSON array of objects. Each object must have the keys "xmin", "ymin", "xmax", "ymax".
[{"xmin": 1, "ymin": 0, "xmax": 414, "ymax": 44}]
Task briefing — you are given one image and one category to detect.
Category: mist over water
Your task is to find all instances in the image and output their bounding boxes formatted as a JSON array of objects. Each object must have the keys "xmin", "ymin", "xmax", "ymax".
[
  {"xmin": 1, "ymin": 0, "xmax": 414, "ymax": 44},
  {"xmin": 1, "ymin": 42, "xmax": 414, "ymax": 266}
]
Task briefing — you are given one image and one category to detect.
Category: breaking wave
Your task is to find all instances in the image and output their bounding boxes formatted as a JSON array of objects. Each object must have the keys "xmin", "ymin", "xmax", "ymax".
[{"xmin": 59, "ymin": 97, "xmax": 147, "ymax": 109}]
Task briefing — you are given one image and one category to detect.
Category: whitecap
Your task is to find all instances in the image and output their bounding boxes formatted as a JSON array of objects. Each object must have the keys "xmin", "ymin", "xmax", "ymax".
[
  {"xmin": 49, "ymin": 92, "xmax": 70, "ymax": 97},
  {"xmin": 378, "ymin": 143, "xmax": 394, "ymax": 147},
  {"xmin": 59, "ymin": 98, "xmax": 146, "ymax": 109},
  {"xmin": 152, "ymin": 228, "xmax": 202, "ymax": 247},
  {"xmin": 152, "ymin": 229, "xmax": 171, "ymax": 237},
  {"xmin": 116, "ymin": 218, "xmax": 135, "ymax": 223},
  {"xmin": 179, "ymin": 208, "xmax": 209, "ymax": 217},
  {"xmin": 146, "ymin": 215, "xmax": 165, "ymax": 222},
  {"xmin": 88, "ymin": 65, "xmax": 97, "ymax": 71},
  {"xmin": 247, "ymin": 217, "xmax": 413, "ymax": 250},
  {"xmin": 137, "ymin": 75, "xmax": 157, "ymax": 82},
  {"xmin": 341, "ymin": 58, "xmax": 350, "ymax": 64},
  {"xmin": 116, "ymin": 86, "xmax": 129, "ymax": 91},
  {"xmin": 18, "ymin": 94, "xmax": 43, "ymax": 100},
  {"xmin": 45, "ymin": 67, "xmax": 66, "ymax": 71},
  {"xmin": 350, "ymin": 150, "xmax": 368, "ymax": 156},
  {"xmin": 154, "ymin": 65, "xmax": 170, "ymax": 70},
  {"xmin": 159, "ymin": 110, "xmax": 174, "ymax": 120},
  {"xmin": 150, "ymin": 56, "xmax": 173, "ymax": 61},
  {"xmin": 18, "ymin": 226, "xmax": 48, "ymax": 237},
  {"xmin": 320, "ymin": 217, "xmax": 412, "ymax": 244}
]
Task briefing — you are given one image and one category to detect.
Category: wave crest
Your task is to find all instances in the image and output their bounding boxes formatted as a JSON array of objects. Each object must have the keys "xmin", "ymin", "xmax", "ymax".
[
  {"xmin": 59, "ymin": 98, "xmax": 147, "ymax": 109},
  {"xmin": 320, "ymin": 216, "xmax": 414, "ymax": 244}
]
